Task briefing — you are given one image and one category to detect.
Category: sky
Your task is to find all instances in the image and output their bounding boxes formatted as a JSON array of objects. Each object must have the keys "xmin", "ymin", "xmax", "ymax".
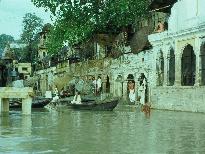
[{"xmin": 0, "ymin": 0, "xmax": 53, "ymax": 40}]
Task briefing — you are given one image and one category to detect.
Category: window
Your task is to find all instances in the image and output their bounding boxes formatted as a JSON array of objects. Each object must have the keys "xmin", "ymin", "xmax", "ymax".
[{"xmin": 22, "ymin": 67, "xmax": 28, "ymax": 71}]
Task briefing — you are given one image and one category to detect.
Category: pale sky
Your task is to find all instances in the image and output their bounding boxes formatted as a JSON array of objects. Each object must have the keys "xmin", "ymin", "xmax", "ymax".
[{"xmin": 0, "ymin": 0, "xmax": 53, "ymax": 39}]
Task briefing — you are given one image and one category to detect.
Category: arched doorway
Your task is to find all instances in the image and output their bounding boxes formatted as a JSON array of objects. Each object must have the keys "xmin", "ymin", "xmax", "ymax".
[
  {"xmin": 181, "ymin": 44, "xmax": 196, "ymax": 86},
  {"xmin": 156, "ymin": 50, "xmax": 164, "ymax": 86},
  {"xmin": 200, "ymin": 42, "xmax": 205, "ymax": 85},
  {"xmin": 168, "ymin": 48, "xmax": 175, "ymax": 86}
]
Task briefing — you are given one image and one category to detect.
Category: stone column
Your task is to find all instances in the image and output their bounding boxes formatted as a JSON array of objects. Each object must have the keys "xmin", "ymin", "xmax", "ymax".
[
  {"xmin": 101, "ymin": 74, "xmax": 108, "ymax": 98},
  {"xmin": 153, "ymin": 48, "xmax": 160, "ymax": 87},
  {"xmin": 122, "ymin": 80, "xmax": 128, "ymax": 100},
  {"xmin": 109, "ymin": 82, "xmax": 114, "ymax": 97},
  {"xmin": 195, "ymin": 38, "xmax": 201, "ymax": 86},
  {"xmin": 22, "ymin": 96, "xmax": 32, "ymax": 115},
  {"xmin": 102, "ymin": 81, "xmax": 107, "ymax": 94},
  {"xmin": 195, "ymin": 52, "xmax": 200, "ymax": 86},
  {"xmin": 163, "ymin": 54, "xmax": 168, "ymax": 86},
  {"xmin": 0, "ymin": 98, "xmax": 9, "ymax": 113},
  {"xmin": 174, "ymin": 53, "xmax": 182, "ymax": 86},
  {"xmin": 0, "ymin": 98, "xmax": 3, "ymax": 113}
]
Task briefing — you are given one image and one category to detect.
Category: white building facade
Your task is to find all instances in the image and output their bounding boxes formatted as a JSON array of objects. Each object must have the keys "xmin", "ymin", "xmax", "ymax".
[{"xmin": 148, "ymin": 0, "xmax": 205, "ymax": 112}]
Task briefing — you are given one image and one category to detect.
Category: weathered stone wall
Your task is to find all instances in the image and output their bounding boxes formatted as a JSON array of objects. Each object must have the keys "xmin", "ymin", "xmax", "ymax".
[{"xmin": 151, "ymin": 86, "xmax": 205, "ymax": 112}]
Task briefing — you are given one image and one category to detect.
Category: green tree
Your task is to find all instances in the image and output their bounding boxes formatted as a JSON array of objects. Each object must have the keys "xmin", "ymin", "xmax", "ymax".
[
  {"xmin": 32, "ymin": 0, "xmax": 148, "ymax": 53},
  {"xmin": 0, "ymin": 34, "xmax": 14, "ymax": 51},
  {"xmin": 21, "ymin": 13, "xmax": 43, "ymax": 62}
]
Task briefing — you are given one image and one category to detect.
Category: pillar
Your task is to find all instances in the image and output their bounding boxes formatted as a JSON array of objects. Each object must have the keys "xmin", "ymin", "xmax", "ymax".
[
  {"xmin": 153, "ymin": 47, "xmax": 160, "ymax": 87},
  {"xmin": 0, "ymin": 98, "xmax": 3, "ymax": 113},
  {"xmin": 195, "ymin": 38, "xmax": 201, "ymax": 86},
  {"xmin": 174, "ymin": 54, "xmax": 182, "ymax": 86},
  {"xmin": 122, "ymin": 80, "xmax": 128, "ymax": 100},
  {"xmin": 195, "ymin": 52, "xmax": 200, "ymax": 86},
  {"xmin": 109, "ymin": 82, "xmax": 114, "ymax": 97},
  {"xmin": 102, "ymin": 81, "xmax": 107, "ymax": 94},
  {"xmin": 163, "ymin": 54, "xmax": 168, "ymax": 86},
  {"xmin": 0, "ymin": 98, "xmax": 9, "ymax": 113},
  {"xmin": 22, "ymin": 96, "xmax": 32, "ymax": 115}
]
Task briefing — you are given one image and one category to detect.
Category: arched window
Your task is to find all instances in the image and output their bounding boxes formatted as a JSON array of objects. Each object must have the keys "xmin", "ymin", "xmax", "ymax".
[
  {"xmin": 156, "ymin": 50, "xmax": 164, "ymax": 86},
  {"xmin": 200, "ymin": 43, "xmax": 205, "ymax": 85},
  {"xmin": 181, "ymin": 45, "xmax": 196, "ymax": 86},
  {"xmin": 168, "ymin": 48, "xmax": 175, "ymax": 86}
]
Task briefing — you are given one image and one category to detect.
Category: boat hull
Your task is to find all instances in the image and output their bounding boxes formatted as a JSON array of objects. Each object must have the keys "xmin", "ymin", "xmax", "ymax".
[
  {"xmin": 9, "ymin": 98, "xmax": 51, "ymax": 108},
  {"xmin": 69, "ymin": 99, "xmax": 119, "ymax": 111}
]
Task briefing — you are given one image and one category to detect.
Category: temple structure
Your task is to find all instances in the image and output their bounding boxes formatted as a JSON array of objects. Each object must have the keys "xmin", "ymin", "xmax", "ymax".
[{"xmin": 148, "ymin": 0, "xmax": 205, "ymax": 112}]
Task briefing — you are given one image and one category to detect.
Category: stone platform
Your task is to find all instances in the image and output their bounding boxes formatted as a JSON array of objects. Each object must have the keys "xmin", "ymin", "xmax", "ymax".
[{"xmin": 0, "ymin": 87, "xmax": 33, "ymax": 115}]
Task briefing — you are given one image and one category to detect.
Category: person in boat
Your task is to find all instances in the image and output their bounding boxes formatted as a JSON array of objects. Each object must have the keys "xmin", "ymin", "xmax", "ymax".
[{"xmin": 71, "ymin": 91, "xmax": 82, "ymax": 104}]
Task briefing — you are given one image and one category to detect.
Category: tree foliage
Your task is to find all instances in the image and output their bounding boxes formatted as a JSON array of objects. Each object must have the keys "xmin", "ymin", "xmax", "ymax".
[
  {"xmin": 32, "ymin": 0, "xmax": 149, "ymax": 53},
  {"xmin": 21, "ymin": 13, "xmax": 43, "ymax": 44},
  {"xmin": 20, "ymin": 13, "xmax": 43, "ymax": 62},
  {"xmin": 0, "ymin": 34, "xmax": 14, "ymax": 50}
]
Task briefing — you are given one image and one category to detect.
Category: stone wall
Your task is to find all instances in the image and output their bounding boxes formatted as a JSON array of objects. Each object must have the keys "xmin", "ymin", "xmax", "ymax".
[{"xmin": 151, "ymin": 86, "xmax": 205, "ymax": 112}]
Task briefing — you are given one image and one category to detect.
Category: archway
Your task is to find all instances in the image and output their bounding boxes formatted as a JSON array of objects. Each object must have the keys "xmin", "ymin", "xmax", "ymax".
[
  {"xmin": 181, "ymin": 44, "xmax": 196, "ymax": 86},
  {"xmin": 168, "ymin": 48, "xmax": 175, "ymax": 86},
  {"xmin": 200, "ymin": 42, "xmax": 205, "ymax": 85}
]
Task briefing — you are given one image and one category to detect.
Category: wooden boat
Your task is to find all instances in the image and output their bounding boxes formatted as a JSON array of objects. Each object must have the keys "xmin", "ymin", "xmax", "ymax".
[
  {"xmin": 9, "ymin": 97, "xmax": 51, "ymax": 108},
  {"xmin": 68, "ymin": 98, "xmax": 119, "ymax": 111}
]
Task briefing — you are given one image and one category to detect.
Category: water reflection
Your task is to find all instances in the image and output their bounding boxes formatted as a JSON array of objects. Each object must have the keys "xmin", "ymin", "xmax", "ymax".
[
  {"xmin": 1, "ymin": 109, "xmax": 205, "ymax": 153},
  {"xmin": 0, "ymin": 112, "xmax": 10, "ymax": 127},
  {"xmin": 21, "ymin": 115, "xmax": 32, "ymax": 136}
]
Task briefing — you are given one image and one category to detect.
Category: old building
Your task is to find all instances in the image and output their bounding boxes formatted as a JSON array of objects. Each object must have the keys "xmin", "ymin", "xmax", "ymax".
[
  {"xmin": 148, "ymin": 0, "xmax": 205, "ymax": 112},
  {"xmin": 32, "ymin": 0, "xmax": 205, "ymax": 112}
]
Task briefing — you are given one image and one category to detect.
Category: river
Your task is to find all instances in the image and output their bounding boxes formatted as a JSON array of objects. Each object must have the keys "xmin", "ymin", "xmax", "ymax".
[{"xmin": 1, "ymin": 107, "xmax": 205, "ymax": 153}]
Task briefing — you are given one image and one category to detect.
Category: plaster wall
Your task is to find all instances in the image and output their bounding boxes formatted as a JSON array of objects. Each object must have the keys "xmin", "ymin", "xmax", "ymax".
[{"xmin": 151, "ymin": 86, "xmax": 205, "ymax": 112}]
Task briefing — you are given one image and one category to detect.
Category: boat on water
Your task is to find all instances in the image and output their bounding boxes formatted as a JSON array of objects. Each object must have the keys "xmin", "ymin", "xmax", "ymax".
[
  {"xmin": 9, "ymin": 97, "xmax": 51, "ymax": 108},
  {"xmin": 68, "ymin": 98, "xmax": 119, "ymax": 111},
  {"xmin": 44, "ymin": 97, "xmax": 119, "ymax": 111}
]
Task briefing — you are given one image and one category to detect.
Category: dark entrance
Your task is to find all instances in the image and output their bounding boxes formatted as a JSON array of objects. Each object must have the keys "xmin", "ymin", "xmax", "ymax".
[{"xmin": 181, "ymin": 45, "xmax": 196, "ymax": 86}]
